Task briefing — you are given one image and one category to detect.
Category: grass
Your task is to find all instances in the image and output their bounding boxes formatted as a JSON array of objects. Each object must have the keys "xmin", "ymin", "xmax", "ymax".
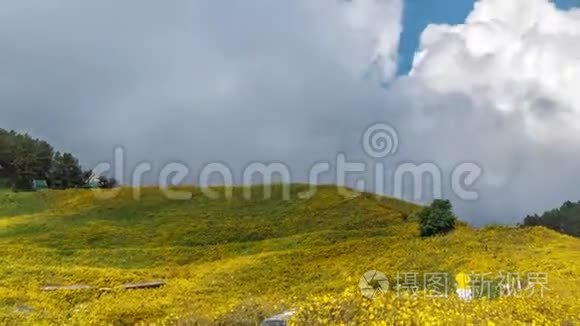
[
  {"xmin": 0, "ymin": 185, "xmax": 577, "ymax": 325},
  {"xmin": 0, "ymin": 189, "xmax": 49, "ymax": 217}
]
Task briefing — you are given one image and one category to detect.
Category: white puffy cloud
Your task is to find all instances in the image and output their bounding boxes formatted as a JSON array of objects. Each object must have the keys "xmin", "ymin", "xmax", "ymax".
[
  {"xmin": 410, "ymin": 0, "xmax": 580, "ymax": 145},
  {"xmin": 385, "ymin": 0, "xmax": 580, "ymax": 223},
  {"xmin": 304, "ymin": 0, "xmax": 403, "ymax": 81},
  {"xmin": 340, "ymin": 0, "xmax": 403, "ymax": 80}
]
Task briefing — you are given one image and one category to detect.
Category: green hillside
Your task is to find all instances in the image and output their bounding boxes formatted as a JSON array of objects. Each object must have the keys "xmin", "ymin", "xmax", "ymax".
[{"xmin": 0, "ymin": 186, "xmax": 578, "ymax": 325}]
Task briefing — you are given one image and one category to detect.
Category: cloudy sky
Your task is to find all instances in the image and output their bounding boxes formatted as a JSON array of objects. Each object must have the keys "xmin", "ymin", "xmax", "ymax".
[{"xmin": 1, "ymin": 0, "xmax": 579, "ymax": 224}]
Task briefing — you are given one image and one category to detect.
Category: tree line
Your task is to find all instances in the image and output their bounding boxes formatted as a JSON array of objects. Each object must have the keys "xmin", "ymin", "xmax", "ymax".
[
  {"xmin": 521, "ymin": 200, "xmax": 580, "ymax": 237},
  {"xmin": 0, "ymin": 129, "xmax": 116, "ymax": 190}
]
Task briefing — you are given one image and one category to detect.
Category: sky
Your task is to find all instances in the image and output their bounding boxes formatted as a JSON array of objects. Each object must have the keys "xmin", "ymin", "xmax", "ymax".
[
  {"xmin": 398, "ymin": 0, "xmax": 578, "ymax": 74},
  {"xmin": 1, "ymin": 0, "xmax": 579, "ymax": 225},
  {"xmin": 399, "ymin": 0, "xmax": 476, "ymax": 74}
]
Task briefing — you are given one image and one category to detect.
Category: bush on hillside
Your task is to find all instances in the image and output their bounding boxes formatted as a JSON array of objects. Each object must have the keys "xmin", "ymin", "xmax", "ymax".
[
  {"xmin": 98, "ymin": 176, "xmax": 119, "ymax": 189},
  {"xmin": 419, "ymin": 199, "xmax": 457, "ymax": 237}
]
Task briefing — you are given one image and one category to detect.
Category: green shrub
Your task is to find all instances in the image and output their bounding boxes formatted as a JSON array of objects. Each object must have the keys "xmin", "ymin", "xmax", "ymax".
[{"xmin": 419, "ymin": 199, "xmax": 457, "ymax": 237}]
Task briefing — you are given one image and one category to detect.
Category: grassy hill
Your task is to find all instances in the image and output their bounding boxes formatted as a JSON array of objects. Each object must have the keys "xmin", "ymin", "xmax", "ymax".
[{"xmin": 0, "ymin": 186, "xmax": 578, "ymax": 325}]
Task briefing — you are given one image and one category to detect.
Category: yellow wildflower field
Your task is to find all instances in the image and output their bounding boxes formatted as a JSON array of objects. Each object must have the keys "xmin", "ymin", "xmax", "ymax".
[{"xmin": 0, "ymin": 186, "xmax": 577, "ymax": 325}]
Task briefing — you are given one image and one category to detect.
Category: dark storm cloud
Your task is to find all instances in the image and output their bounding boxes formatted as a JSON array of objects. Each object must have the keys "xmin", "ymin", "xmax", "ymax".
[
  {"xmin": 2, "ymin": 0, "xmax": 580, "ymax": 225},
  {"xmin": 0, "ymin": 0, "xmax": 389, "ymax": 164}
]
